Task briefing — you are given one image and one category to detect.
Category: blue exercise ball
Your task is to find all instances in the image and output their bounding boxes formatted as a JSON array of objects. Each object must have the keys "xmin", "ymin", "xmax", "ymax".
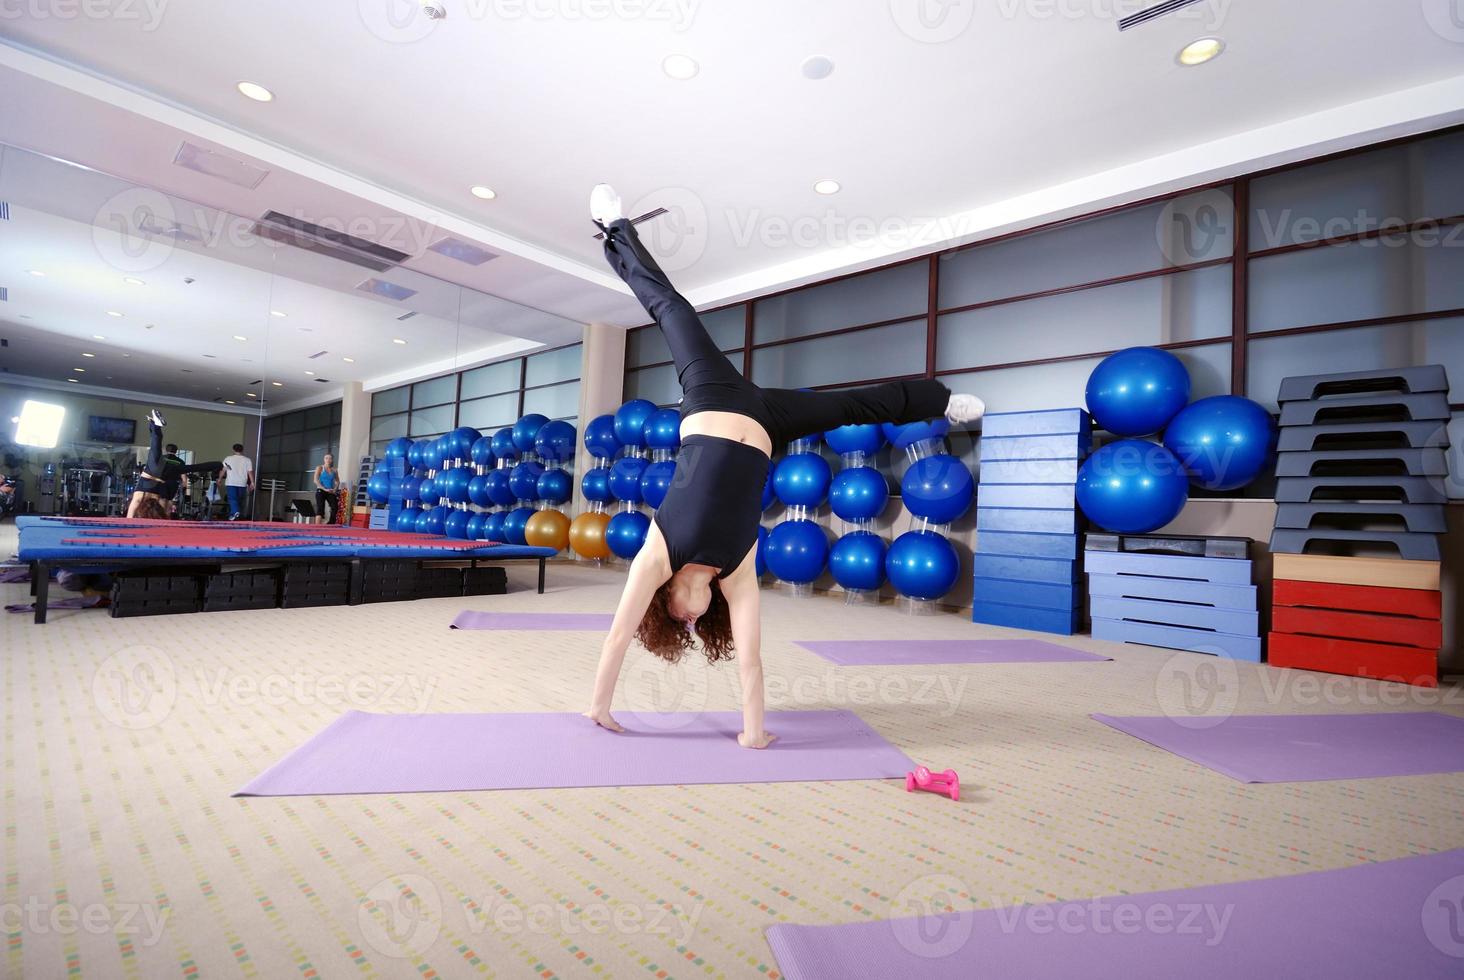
[
  {"xmin": 407, "ymin": 440, "xmax": 427, "ymax": 471},
  {"xmin": 886, "ymin": 530, "xmax": 960, "ymax": 600},
  {"xmin": 640, "ymin": 459, "xmax": 677, "ymax": 509},
  {"xmin": 900, "ymin": 454, "xmax": 974, "ymax": 524},
  {"xmin": 509, "ymin": 460, "xmax": 545, "ymax": 501},
  {"xmin": 584, "ymin": 414, "xmax": 621, "ymax": 460},
  {"xmin": 367, "ymin": 471, "xmax": 392, "ymax": 504},
  {"xmin": 425, "ymin": 437, "xmax": 446, "ymax": 470},
  {"xmin": 825, "ymin": 423, "xmax": 885, "ymax": 457},
  {"xmin": 503, "ymin": 506, "xmax": 537, "ymax": 545},
  {"xmin": 469, "ymin": 436, "xmax": 496, "ymax": 468},
  {"xmin": 392, "ymin": 505, "xmax": 422, "ymax": 532},
  {"xmin": 446, "ymin": 426, "xmax": 482, "ymax": 463},
  {"xmin": 465, "ymin": 512, "xmax": 487, "ymax": 540},
  {"xmin": 1162, "ymin": 395, "xmax": 1277, "ymax": 491},
  {"xmin": 1086, "ymin": 346, "xmax": 1191, "ymax": 437},
  {"xmin": 883, "ymin": 419, "xmax": 950, "ymax": 451},
  {"xmin": 1075, "ymin": 439, "xmax": 1191, "ymax": 533},
  {"xmin": 483, "ymin": 511, "xmax": 506, "ymax": 543},
  {"xmin": 761, "ymin": 470, "xmax": 776, "ymax": 510},
  {"xmin": 606, "ymin": 510, "xmax": 651, "ymax": 560},
  {"xmin": 581, "ymin": 466, "xmax": 613, "ymax": 504},
  {"xmin": 438, "ymin": 466, "xmax": 471, "ymax": 504},
  {"xmin": 491, "ymin": 426, "xmax": 519, "ymax": 462},
  {"xmin": 513, "ymin": 414, "xmax": 550, "ymax": 454},
  {"xmin": 830, "ymin": 530, "xmax": 888, "ymax": 592},
  {"xmin": 536, "ymin": 468, "xmax": 573, "ymax": 505},
  {"xmin": 485, "ymin": 469, "xmax": 516, "ymax": 507},
  {"xmin": 614, "ymin": 399, "xmax": 656, "ymax": 448},
  {"xmin": 643, "ymin": 408, "xmax": 682, "ymax": 451},
  {"xmin": 829, "ymin": 466, "xmax": 889, "ymax": 522},
  {"xmin": 755, "ymin": 525, "xmax": 769, "ymax": 577},
  {"xmin": 445, "ymin": 509, "xmax": 472, "ymax": 539},
  {"xmin": 764, "ymin": 519, "xmax": 829, "ymax": 584},
  {"xmin": 384, "ymin": 436, "xmax": 413, "ymax": 460},
  {"xmin": 467, "ymin": 474, "xmax": 492, "ymax": 508},
  {"xmin": 399, "ymin": 475, "xmax": 421, "ymax": 502},
  {"xmin": 609, "ymin": 456, "xmax": 649, "ymax": 503},
  {"xmin": 773, "ymin": 452, "xmax": 832, "ymax": 508},
  {"xmin": 421, "ymin": 505, "xmax": 451, "ymax": 536},
  {"xmin": 416, "ymin": 474, "xmax": 439, "ymax": 507},
  {"xmin": 412, "ymin": 507, "xmax": 435, "ymax": 534},
  {"xmin": 534, "ymin": 420, "xmax": 578, "ymax": 463}
]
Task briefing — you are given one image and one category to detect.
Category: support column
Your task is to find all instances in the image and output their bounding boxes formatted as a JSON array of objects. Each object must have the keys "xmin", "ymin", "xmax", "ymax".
[
  {"xmin": 337, "ymin": 381, "xmax": 372, "ymax": 496},
  {"xmin": 573, "ymin": 322, "xmax": 627, "ymax": 514}
]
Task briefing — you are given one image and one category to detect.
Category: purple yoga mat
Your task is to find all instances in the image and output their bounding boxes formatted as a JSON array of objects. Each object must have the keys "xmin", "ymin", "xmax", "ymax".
[
  {"xmin": 235, "ymin": 710, "xmax": 914, "ymax": 796},
  {"xmin": 794, "ymin": 639, "xmax": 1109, "ymax": 666},
  {"xmin": 1093, "ymin": 712, "xmax": 1464, "ymax": 783},
  {"xmin": 767, "ymin": 849, "xmax": 1464, "ymax": 980},
  {"xmin": 450, "ymin": 611, "xmax": 613, "ymax": 631},
  {"xmin": 5, "ymin": 596, "xmax": 104, "ymax": 613}
]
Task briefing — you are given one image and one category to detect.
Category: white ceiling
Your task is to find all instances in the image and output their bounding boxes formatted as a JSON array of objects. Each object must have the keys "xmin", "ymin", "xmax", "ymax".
[{"xmin": 1, "ymin": 0, "xmax": 1463, "ymax": 411}]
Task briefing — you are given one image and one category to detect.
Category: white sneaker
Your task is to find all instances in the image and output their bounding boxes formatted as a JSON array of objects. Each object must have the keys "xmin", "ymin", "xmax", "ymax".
[
  {"xmin": 590, "ymin": 183, "xmax": 624, "ymax": 225},
  {"xmin": 945, "ymin": 393, "xmax": 985, "ymax": 425},
  {"xmin": 147, "ymin": 409, "xmax": 166, "ymax": 428}
]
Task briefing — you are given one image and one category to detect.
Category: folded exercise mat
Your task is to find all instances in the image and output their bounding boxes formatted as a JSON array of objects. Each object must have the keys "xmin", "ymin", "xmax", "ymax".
[
  {"xmin": 236, "ymin": 709, "xmax": 914, "ymax": 796},
  {"xmin": 5, "ymin": 596, "xmax": 105, "ymax": 613},
  {"xmin": 1092, "ymin": 712, "xmax": 1464, "ymax": 783},
  {"xmin": 449, "ymin": 610, "xmax": 614, "ymax": 631},
  {"xmin": 765, "ymin": 849, "xmax": 1464, "ymax": 980},
  {"xmin": 793, "ymin": 639, "xmax": 1108, "ymax": 666}
]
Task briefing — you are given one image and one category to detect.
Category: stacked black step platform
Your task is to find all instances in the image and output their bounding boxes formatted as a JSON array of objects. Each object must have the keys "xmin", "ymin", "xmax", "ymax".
[
  {"xmin": 463, "ymin": 565, "xmax": 508, "ymax": 597},
  {"xmin": 110, "ymin": 569, "xmax": 202, "ymax": 618},
  {"xmin": 203, "ymin": 568, "xmax": 281, "ymax": 612},
  {"xmin": 281, "ymin": 562, "xmax": 352, "ymax": 609}
]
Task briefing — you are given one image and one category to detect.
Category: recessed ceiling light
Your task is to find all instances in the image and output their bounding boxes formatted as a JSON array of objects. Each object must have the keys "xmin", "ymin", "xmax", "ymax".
[
  {"xmin": 93, "ymin": 335, "xmax": 106, "ymax": 341},
  {"xmin": 123, "ymin": 277, "xmax": 146, "ymax": 286},
  {"xmin": 73, "ymin": 367, "xmax": 85, "ymax": 373},
  {"xmin": 270, "ymin": 310, "xmax": 287, "ymax": 318},
  {"xmin": 106, "ymin": 310, "xmax": 124, "ymax": 317},
  {"xmin": 813, "ymin": 179, "xmax": 841, "ymax": 195},
  {"xmin": 304, "ymin": 371, "xmax": 315, "ymax": 376},
  {"xmin": 66, "ymin": 378, "xmax": 79, "ymax": 383},
  {"xmin": 225, "ymin": 400, "xmax": 236, "ymax": 405},
  {"xmin": 271, "ymin": 381, "xmax": 283, "ymax": 387},
  {"xmin": 470, "ymin": 185, "xmax": 497, "ymax": 200},
  {"xmin": 81, "ymin": 352, "xmax": 96, "ymax": 358},
  {"xmin": 662, "ymin": 54, "xmax": 699, "ymax": 80},
  {"xmin": 392, "ymin": 338, "xmax": 408, "ymax": 345},
  {"xmin": 27, "ymin": 269, "xmax": 45, "ymax": 277},
  {"xmin": 236, "ymin": 81, "xmax": 274, "ymax": 102},
  {"xmin": 122, "ymin": 353, "xmax": 131, "ymax": 358},
  {"xmin": 801, "ymin": 56, "xmax": 835, "ymax": 80},
  {"xmin": 246, "ymin": 392, "xmax": 257, "ymax": 398},
  {"xmin": 343, "ymin": 357, "xmax": 355, "ymax": 363},
  {"xmin": 233, "ymin": 335, "xmax": 248, "ymax": 342},
  {"xmin": 1178, "ymin": 37, "xmax": 1225, "ymax": 66}
]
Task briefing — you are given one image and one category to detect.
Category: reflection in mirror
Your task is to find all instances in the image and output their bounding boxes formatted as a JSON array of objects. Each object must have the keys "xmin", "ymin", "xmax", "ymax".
[{"xmin": 0, "ymin": 142, "xmax": 270, "ymax": 521}]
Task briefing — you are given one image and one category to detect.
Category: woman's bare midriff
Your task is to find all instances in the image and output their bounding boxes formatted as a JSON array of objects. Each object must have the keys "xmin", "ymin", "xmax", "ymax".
[{"xmin": 680, "ymin": 411, "xmax": 773, "ymax": 457}]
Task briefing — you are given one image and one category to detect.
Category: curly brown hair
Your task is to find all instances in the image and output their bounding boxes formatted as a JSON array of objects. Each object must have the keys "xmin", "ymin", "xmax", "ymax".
[
  {"xmin": 636, "ymin": 579, "xmax": 734, "ymax": 665},
  {"xmin": 133, "ymin": 497, "xmax": 168, "ymax": 520}
]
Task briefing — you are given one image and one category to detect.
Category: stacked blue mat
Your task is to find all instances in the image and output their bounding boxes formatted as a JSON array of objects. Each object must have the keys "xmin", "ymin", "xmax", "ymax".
[{"xmin": 971, "ymin": 409, "xmax": 1091, "ymax": 635}]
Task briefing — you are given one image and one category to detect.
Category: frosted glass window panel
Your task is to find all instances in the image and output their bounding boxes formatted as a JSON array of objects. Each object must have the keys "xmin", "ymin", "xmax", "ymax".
[
  {"xmin": 1249, "ymin": 129, "xmax": 1464, "ymax": 250},
  {"xmin": 625, "ymin": 363, "xmax": 682, "ymax": 407},
  {"xmin": 281, "ymin": 413, "xmax": 304, "ymax": 434},
  {"xmin": 626, "ymin": 306, "xmax": 744, "ymax": 366},
  {"xmin": 460, "ymin": 360, "xmax": 521, "ymax": 399},
  {"xmin": 278, "ymin": 432, "xmax": 303, "ymax": 453},
  {"xmin": 412, "ymin": 375, "xmax": 457, "ymax": 408},
  {"xmin": 305, "ymin": 405, "xmax": 335, "ymax": 429},
  {"xmin": 938, "ymin": 188, "xmax": 1235, "ymax": 309},
  {"xmin": 935, "ymin": 265, "xmax": 1230, "ymax": 371},
  {"xmin": 942, "ymin": 342, "xmax": 1230, "ymax": 417},
  {"xmin": 522, "ymin": 381, "xmax": 580, "ymax": 420},
  {"xmin": 1448, "ymin": 415, "xmax": 1464, "ymax": 500},
  {"xmin": 1246, "ymin": 318, "xmax": 1464, "ymax": 410},
  {"xmin": 754, "ymin": 262, "xmax": 926, "ymax": 344},
  {"xmin": 1249, "ymin": 237, "xmax": 1464, "ymax": 333},
  {"xmin": 372, "ymin": 386, "xmax": 410, "ymax": 416},
  {"xmin": 751, "ymin": 319, "xmax": 927, "ymax": 389},
  {"xmin": 409, "ymin": 404, "xmax": 454, "ymax": 437},
  {"xmin": 457, "ymin": 393, "xmax": 519, "ymax": 430},
  {"xmin": 525, "ymin": 345, "xmax": 582, "ymax": 387}
]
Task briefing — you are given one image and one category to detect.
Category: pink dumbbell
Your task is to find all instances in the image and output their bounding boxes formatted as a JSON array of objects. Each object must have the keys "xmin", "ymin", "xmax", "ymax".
[{"xmin": 904, "ymin": 766, "xmax": 959, "ymax": 801}]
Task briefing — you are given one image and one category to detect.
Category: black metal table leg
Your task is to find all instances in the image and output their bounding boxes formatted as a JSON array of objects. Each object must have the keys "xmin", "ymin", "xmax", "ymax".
[
  {"xmin": 33, "ymin": 561, "xmax": 49, "ymax": 624},
  {"xmin": 537, "ymin": 557, "xmax": 545, "ymax": 594}
]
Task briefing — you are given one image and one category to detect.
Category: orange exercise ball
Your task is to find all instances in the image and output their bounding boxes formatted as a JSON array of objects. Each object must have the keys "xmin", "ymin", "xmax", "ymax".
[
  {"xmin": 568, "ymin": 511, "xmax": 612, "ymax": 560},
  {"xmin": 524, "ymin": 509, "xmax": 571, "ymax": 551}
]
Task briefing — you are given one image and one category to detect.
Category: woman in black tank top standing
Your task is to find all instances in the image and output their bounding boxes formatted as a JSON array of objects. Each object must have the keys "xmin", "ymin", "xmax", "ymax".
[{"xmin": 584, "ymin": 185, "xmax": 986, "ymax": 748}]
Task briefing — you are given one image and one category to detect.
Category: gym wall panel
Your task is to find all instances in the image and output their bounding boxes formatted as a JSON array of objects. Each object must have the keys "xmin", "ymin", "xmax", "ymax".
[
  {"xmin": 525, "ymin": 344, "xmax": 583, "ymax": 387},
  {"xmin": 624, "ymin": 362, "xmax": 681, "ymax": 407},
  {"xmin": 751, "ymin": 318, "xmax": 927, "ymax": 389},
  {"xmin": 934, "ymin": 264, "xmax": 1231, "ymax": 371},
  {"xmin": 456, "ymin": 393, "xmax": 518, "ymax": 430},
  {"xmin": 521, "ymin": 381, "xmax": 580, "ymax": 421},
  {"xmin": 459, "ymin": 360, "xmax": 520, "ymax": 399},
  {"xmin": 408, "ymin": 404, "xmax": 454, "ymax": 437},
  {"xmin": 753, "ymin": 262, "xmax": 925, "ymax": 343},
  {"xmin": 627, "ymin": 305, "xmax": 743, "ymax": 366},
  {"xmin": 411, "ymin": 375, "xmax": 457, "ymax": 408},
  {"xmin": 371, "ymin": 386, "xmax": 410, "ymax": 415}
]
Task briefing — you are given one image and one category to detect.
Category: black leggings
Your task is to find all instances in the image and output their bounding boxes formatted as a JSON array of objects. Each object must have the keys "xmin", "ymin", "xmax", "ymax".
[
  {"xmin": 137, "ymin": 422, "xmax": 221, "ymax": 496},
  {"xmin": 315, "ymin": 489, "xmax": 338, "ymax": 523},
  {"xmin": 600, "ymin": 219, "xmax": 950, "ymax": 447}
]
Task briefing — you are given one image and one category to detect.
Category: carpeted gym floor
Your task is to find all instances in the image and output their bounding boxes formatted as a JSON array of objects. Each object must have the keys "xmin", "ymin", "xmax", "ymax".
[{"xmin": 4, "ymin": 521, "xmax": 1463, "ymax": 978}]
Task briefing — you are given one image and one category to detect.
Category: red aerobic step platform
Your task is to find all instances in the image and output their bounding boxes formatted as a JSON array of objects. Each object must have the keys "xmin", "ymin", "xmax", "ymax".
[
  {"xmin": 1271, "ymin": 579, "xmax": 1443, "ymax": 620},
  {"xmin": 1267, "ymin": 632, "xmax": 1438, "ymax": 688}
]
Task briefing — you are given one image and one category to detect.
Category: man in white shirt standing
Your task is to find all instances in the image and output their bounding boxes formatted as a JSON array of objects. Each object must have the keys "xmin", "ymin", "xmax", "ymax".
[{"xmin": 221, "ymin": 443, "xmax": 255, "ymax": 521}]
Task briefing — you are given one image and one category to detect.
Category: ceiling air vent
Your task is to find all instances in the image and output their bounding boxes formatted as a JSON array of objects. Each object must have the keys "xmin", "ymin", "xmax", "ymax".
[
  {"xmin": 356, "ymin": 277, "xmax": 418, "ymax": 302},
  {"xmin": 314, "ymin": 378, "xmax": 332, "ymax": 383},
  {"xmin": 173, "ymin": 141, "xmax": 270, "ymax": 189},
  {"xmin": 0, "ymin": 202, "xmax": 9, "ymax": 220},
  {"xmin": 1118, "ymin": 0, "xmax": 1207, "ymax": 30},
  {"xmin": 592, "ymin": 208, "xmax": 667, "ymax": 240},
  {"xmin": 396, "ymin": 311, "xmax": 418, "ymax": 322},
  {"xmin": 0, "ymin": 287, "xmax": 8, "ymax": 302},
  {"xmin": 308, "ymin": 350, "xmax": 329, "ymax": 359},
  {"xmin": 250, "ymin": 210, "xmax": 411, "ymax": 273},
  {"xmin": 427, "ymin": 236, "xmax": 498, "ymax": 266}
]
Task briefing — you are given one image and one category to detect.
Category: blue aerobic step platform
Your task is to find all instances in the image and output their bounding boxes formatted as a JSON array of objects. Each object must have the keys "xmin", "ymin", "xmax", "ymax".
[
  {"xmin": 972, "ymin": 409, "xmax": 1091, "ymax": 636},
  {"xmin": 1084, "ymin": 537, "xmax": 1262, "ymax": 663}
]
